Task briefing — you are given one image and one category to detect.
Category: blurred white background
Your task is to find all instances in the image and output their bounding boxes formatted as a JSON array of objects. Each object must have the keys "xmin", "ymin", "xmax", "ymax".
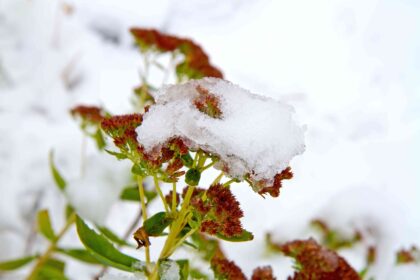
[{"xmin": 1, "ymin": 0, "xmax": 419, "ymax": 279}]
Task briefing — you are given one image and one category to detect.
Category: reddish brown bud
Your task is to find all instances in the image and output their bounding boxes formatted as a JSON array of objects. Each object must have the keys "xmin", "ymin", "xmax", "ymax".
[
  {"xmin": 70, "ymin": 105, "xmax": 105, "ymax": 124},
  {"xmin": 211, "ymin": 257, "xmax": 246, "ymax": 280},
  {"xmin": 193, "ymin": 85, "xmax": 223, "ymax": 118},
  {"xmin": 279, "ymin": 238, "xmax": 360, "ymax": 280},
  {"xmin": 251, "ymin": 266, "xmax": 276, "ymax": 280},
  {"xmin": 257, "ymin": 167, "xmax": 293, "ymax": 197}
]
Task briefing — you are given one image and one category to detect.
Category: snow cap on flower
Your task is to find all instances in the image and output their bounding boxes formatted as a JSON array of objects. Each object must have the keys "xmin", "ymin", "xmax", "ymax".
[{"xmin": 136, "ymin": 78, "xmax": 305, "ymax": 187}]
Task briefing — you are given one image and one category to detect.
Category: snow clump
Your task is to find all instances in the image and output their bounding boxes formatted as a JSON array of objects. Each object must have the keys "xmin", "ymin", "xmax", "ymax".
[{"xmin": 136, "ymin": 78, "xmax": 305, "ymax": 183}]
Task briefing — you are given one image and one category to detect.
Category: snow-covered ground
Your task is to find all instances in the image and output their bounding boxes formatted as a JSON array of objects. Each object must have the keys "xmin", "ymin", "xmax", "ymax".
[{"xmin": 1, "ymin": 0, "xmax": 419, "ymax": 279}]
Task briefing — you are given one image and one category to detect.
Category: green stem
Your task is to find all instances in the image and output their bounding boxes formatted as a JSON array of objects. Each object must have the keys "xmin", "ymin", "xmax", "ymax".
[
  {"xmin": 153, "ymin": 174, "xmax": 170, "ymax": 213},
  {"xmin": 26, "ymin": 213, "xmax": 76, "ymax": 280},
  {"xmin": 223, "ymin": 178, "xmax": 237, "ymax": 187},
  {"xmin": 171, "ymin": 182, "xmax": 177, "ymax": 214},
  {"xmin": 211, "ymin": 171, "xmax": 224, "ymax": 185},
  {"xmin": 137, "ymin": 176, "xmax": 151, "ymax": 270},
  {"xmin": 200, "ymin": 160, "xmax": 216, "ymax": 171},
  {"xmin": 150, "ymin": 185, "xmax": 196, "ymax": 280}
]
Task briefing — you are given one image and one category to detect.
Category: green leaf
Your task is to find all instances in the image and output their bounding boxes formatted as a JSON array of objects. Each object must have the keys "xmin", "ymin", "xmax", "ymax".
[
  {"xmin": 158, "ymin": 259, "xmax": 189, "ymax": 280},
  {"xmin": 0, "ymin": 256, "xmax": 37, "ymax": 271},
  {"xmin": 97, "ymin": 226, "xmax": 134, "ymax": 248},
  {"xmin": 216, "ymin": 230, "xmax": 254, "ymax": 242},
  {"xmin": 185, "ymin": 168, "xmax": 201, "ymax": 186},
  {"xmin": 131, "ymin": 163, "xmax": 148, "ymax": 177},
  {"xmin": 37, "ymin": 209, "xmax": 56, "ymax": 241},
  {"xmin": 75, "ymin": 216, "xmax": 143, "ymax": 272},
  {"xmin": 120, "ymin": 186, "xmax": 157, "ymax": 203},
  {"xmin": 49, "ymin": 151, "xmax": 67, "ymax": 191},
  {"xmin": 120, "ymin": 186, "xmax": 140, "ymax": 201},
  {"xmin": 176, "ymin": 259, "xmax": 189, "ymax": 280},
  {"xmin": 36, "ymin": 259, "xmax": 67, "ymax": 280},
  {"xmin": 105, "ymin": 149, "xmax": 128, "ymax": 160},
  {"xmin": 190, "ymin": 267, "xmax": 210, "ymax": 280},
  {"xmin": 65, "ymin": 204, "xmax": 74, "ymax": 220},
  {"xmin": 180, "ymin": 153, "xmax": 194, "ymax": 168},
  {"xmin": 57, "ymin": 248, "xmax": 101, "ymax": 265},
  {"xmin": 93, "ymin": 128, "xmax": 106, "ymax": 150},
  {"xmin": 143, "ymin": 212, "xmax": 173, "ymax": 236}
]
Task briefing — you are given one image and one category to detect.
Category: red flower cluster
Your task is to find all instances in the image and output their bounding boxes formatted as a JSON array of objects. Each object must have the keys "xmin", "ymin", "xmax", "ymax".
[
  {"xmin": 211, "ymin": 256, "xmax": 247, "ymax": 280},
  {"xmin": 251, "ymin": 266, "xmax": 276, "ymax": 280},
  {"xmin": 278, "ymin": 238, "xmax": 360, "ymax": 280},
  {"xmin": 193, "ymin": 85, "xmax": 223, "ymax": 118},
  {"xmin": 250, "ymin": 167, "xmax": 293, "ymax": 197},
  {"xmin": 396, "ymin": 246, "xmax": 420, "ymax": 264},
  {"xmin": 186, "ymin": 184, "xmax": 244, "ymax": 238},
  {"xmin": 130, "ymin": 28, "xmax": 223, "ymax": 79},
  {"xmin": 70, "ymin": 105, "xmax": 105, "ymax": 124},
  {"xmin": 101, "ymin": 113, "xmax": 189, "ymax": 173},
  {"xmin": 101, "ymin": 114, "xmax": 143, "ymax": 157}
]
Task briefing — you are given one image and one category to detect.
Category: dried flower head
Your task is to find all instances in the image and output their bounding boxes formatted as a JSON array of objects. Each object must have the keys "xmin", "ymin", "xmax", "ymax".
[
  {"xmin": 396, "ymin": 246, "xmax": 420, "ymax": 264},
  {"xmin": 130, "ymin": 28, "xmax": 223, "ymax": 79},
  {"xmin": 251, "ymin": 266, "xmax": 276, "ymax": 280},
  {"xmin": 211, "ymin": 256, "xmax": 246, "ymax": 280},
  {"xmin": 187, "ymin": 184, "xmax": 245, "ymax": 238},
  {"xmin": 277, "ymin": 238, "xmax": 360, "ymax": 280},
  {"xmin": 249, "ymin": 167, "xmax": 293, "ymax": 197},
  {"xmin": 70, "ymin": 105, "xmax": 105, "ymax": 124},
  {"xmin": 193, "ymin": 85, "xmax": 223, "ymax": 118}
]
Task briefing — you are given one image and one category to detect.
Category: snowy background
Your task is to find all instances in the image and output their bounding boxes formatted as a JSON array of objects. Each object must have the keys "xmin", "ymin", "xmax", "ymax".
[{"xmin": 1, "ymin": 0, "xmax": 419, "ymax": 279}]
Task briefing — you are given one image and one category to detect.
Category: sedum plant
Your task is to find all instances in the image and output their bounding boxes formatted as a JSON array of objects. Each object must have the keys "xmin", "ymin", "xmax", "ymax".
[{"xmin": 2, "ymin": 28, "xmax": 400, "ymax": 280}]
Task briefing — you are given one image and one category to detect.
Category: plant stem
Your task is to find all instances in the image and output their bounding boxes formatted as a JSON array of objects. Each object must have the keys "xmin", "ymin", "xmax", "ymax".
[
  {"xmin": 153, "ymin": 174, "xmax": 170, "ymax": 213},
  {"xmin": 211, "ymin": 171, "xmax": 224, "ymax": 185},
  {"xmin": 137, "ymin": 176, "xmax": 150, "ymax": 269},
  {"xmin": 171, "ymin": 182, "xmax": 177, "ymax": 214},
  {"xmin": 150, "ymin": 185, "xmax": 196, "ymax": 280},
  {"xmin": 26, "ymin": 212, "xmax": 76, "ymax": 280}
]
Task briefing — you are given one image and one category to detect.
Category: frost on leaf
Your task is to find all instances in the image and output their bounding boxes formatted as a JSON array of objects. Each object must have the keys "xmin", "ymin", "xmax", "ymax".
[{"xmin": 136, "ymin": 78, "xmax": 305, "ymax": 195}]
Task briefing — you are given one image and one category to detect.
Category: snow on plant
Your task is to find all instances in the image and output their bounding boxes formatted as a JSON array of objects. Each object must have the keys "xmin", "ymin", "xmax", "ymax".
[{"xmin": 0, "ymin": 27, "xmax": 415, "ymax": 280}]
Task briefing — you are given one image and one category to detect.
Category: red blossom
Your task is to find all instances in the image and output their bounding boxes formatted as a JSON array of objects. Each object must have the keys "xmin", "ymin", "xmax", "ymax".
[
  {"xmin": 130, "ymin": 28, "xmax": 223, "ymax": 79},
  {"xmin": 278, "ymin": 238, "xmax": 360, "ymax": 280},
  {"xmin": 70, "ymin": 105, "xmax": 105, "ymax": 124},
  {"xmin": 396, "ymin": 246, "xmax": 420, "ymax": 264},
  {"xmin": 254, "ymin": 167, "xmax": 293, "ymax": 197},
  {"xmin": 211, "ymin": 256, "xmax": 246, "ymax": 280},
  {"xmin": 193, "ymin": 85, "xmax": 223, "ymax": 118},
  {"xmin": 251, "ymin": 266, "xmax": 276, "ymax": 280},
  {"xmin": 187, "ymin": 184, "xmax": 245, "ymax": 238}
]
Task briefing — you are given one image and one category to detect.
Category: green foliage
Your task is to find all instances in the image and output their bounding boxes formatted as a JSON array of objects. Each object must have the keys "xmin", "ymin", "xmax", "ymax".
[
  {"xmin": 57, "ymin": 248, "xmax": 101, "ymax": 265},
  {"xmin": 143, "ymin": 212, "xmax": 173, "ymax": 236},
  {"xmin": 105, "ymin": 149, "xmax": 128, "ymax": 160},
  {"xmin": 49, "ymin": 151, "xmax": 66, "ymax": 191},
  {"xmin": 35, "ymin": 258, "xmax": 68, "ymax": 280},
  {"xmin": 131, "ymin": 163, "xmax": 148, "ymax": 177},
  {"xmin": 75, "ymin": 216, "xmax": 144, "ymax": 272},
  {"xmin": 185, "ymin": 168, "xmax": 201, "ymax": 186},
  {"xmin": 97, "ymin": 226, "xmax": 134, "ymax": 248},
  {"xmin": 216, "ymin": 230, "xmax": 254, "ymax": 242},
  {"xmin": 0, "ymin": 256, "xmax": 37, "ymax": 271},
  {"xmin": 181, "ymin": 153, "xmax": 194, "ymax": 168},
  {"xmin": 120, "ymin": 185, "xmax": 157, "ymax": 203},
  {"xmin": 37, "ymin": 209, "xmax": 56, "ymax": 241}
]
